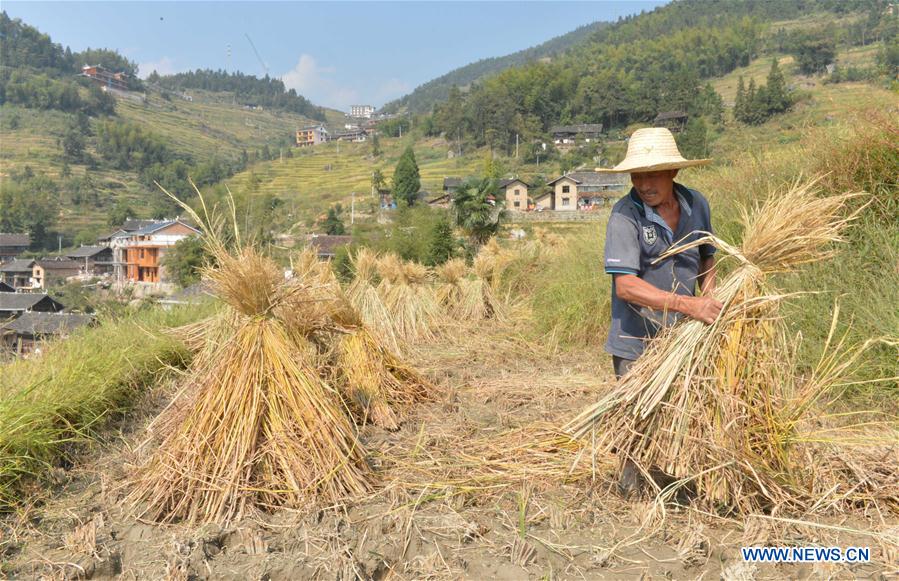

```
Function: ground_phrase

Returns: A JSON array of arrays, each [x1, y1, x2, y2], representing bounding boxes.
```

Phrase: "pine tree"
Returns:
[[392, 146, 421, 206], [370, 132, 381, 157], [734, 76, 746, 123], [765, 58, 790, 115], [323, 204, 346, 235], [745, 79, 759, 124], [425, 216, 457, 266]]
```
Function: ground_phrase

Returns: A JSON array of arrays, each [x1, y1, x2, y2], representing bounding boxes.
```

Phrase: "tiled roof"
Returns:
[[547, 171, 628, 187], [499, 178, 530, 188], [1, 312, 93, 336], [130, 220, 200, 236], [305, 235, 353, 257], [550, 124, 604, 134], [0, 233, 31, 247], [36, 258, 80, 270], [443, 177, 462, 189], [66, 246, 111, 258], [654, 111, 688, 121], [0, 259, 35, 273], [0, 293, 63, 312], [0, 281, 13, 292]]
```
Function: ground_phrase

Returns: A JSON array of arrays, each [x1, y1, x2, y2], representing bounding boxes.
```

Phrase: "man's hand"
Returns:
[[682, 295, 723, 324]]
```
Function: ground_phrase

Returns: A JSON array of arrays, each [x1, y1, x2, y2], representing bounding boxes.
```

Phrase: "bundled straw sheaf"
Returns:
[[436, 258, 509, 322], [131, 182, 435, 523], [377, 253, 443, 343], [565, 178, 896, 514]]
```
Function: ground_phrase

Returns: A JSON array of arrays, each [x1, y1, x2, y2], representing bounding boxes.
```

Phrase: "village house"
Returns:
[[653, 111, 689, 132], [0, 233, 31, 263], [65, 246, 114, 277], [117, 220, 200, 284], [443, 177, 463, 196], [541, 170, 629, 211], [1, 312, 94, 357], [0, 259, 36, 289], [334, 127, 368, 142], [32, 258, 81, 289], [80, 65, 130, 92], [99, 219, 165, 283], [0, 281, 14, 293], [296, 125, 330, 147], [0, 292, 65, 321], [550, 124, 604, 150], [499, 178, 530, 211], [304, 234, 353, 260]]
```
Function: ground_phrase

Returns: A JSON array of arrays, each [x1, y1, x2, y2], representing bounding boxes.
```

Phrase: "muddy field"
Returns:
[[2, 330, 896, 580]]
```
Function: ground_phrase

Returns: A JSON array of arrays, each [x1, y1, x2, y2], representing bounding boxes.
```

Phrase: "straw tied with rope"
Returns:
[[597, 127, 722, 495]]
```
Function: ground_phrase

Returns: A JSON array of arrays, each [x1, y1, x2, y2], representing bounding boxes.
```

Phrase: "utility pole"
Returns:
[[515, 133, 519, 159], [351, 191, 355, 225]]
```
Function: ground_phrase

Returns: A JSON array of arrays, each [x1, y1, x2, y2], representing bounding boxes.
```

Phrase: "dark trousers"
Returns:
[[612, 355, 635, 379]]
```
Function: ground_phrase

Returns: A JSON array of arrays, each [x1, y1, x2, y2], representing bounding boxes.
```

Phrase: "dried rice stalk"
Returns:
[[347, 248, 401, 353], [565, 178, 886, 514], [132, 182, 371, 524], [335, 327, 433, 430], [377, 254, 443, 343]]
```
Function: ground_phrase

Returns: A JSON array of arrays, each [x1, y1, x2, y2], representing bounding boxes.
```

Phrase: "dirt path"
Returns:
[[2, 330, 896, 579]]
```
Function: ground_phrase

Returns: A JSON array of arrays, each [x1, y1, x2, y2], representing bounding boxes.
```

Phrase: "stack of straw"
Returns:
[[565, 179, 892, 514], [346, 247, 401, 353], [131, 185, 432, 523], [376, 253, 443, 344], [435, 257, 509, 322]]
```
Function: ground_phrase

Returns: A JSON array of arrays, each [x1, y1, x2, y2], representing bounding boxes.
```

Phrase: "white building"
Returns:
[[350, 105, 375, 119]]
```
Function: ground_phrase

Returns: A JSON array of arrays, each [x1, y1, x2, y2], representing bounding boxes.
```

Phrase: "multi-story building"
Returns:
[[117, 220, 200, 284], [32, 259, 80, 289], [499, 179, 530, 211], [537, 171, 628, 211], [350, 105, 375, 119], [296, 125, 330, 147], [80, 65, 130, 92], [66, 246, 114, 276]]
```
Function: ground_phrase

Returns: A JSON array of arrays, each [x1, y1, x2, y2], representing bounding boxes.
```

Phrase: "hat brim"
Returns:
[[595, 158, 712, 173]]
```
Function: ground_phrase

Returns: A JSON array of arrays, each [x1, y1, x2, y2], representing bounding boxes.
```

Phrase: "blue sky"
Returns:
[[4, 1, 666, 111]]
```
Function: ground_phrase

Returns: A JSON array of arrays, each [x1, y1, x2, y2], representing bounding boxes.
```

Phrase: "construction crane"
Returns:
[[244, 33, 269, 77]]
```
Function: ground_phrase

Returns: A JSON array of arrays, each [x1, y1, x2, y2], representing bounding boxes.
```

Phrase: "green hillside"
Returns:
[[380, 20, 611, 115]]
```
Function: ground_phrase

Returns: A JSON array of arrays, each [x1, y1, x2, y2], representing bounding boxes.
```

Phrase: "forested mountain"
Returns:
[[380, 20, 612, 115], [417, 0, 896, 154], [148, 69, 325, 121]]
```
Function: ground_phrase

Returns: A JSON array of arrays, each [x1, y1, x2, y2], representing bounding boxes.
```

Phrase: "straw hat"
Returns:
[[596, 127, 711, 173]]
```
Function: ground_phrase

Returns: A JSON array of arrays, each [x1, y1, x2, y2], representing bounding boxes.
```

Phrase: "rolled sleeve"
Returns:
[[604, 212, 641, 275]]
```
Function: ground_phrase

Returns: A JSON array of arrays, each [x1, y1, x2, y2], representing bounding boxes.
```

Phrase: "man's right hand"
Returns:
[[684, 296, 723, 324]]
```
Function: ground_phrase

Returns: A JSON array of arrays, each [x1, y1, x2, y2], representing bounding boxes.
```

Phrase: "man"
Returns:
[[597, 127, 723, 495]]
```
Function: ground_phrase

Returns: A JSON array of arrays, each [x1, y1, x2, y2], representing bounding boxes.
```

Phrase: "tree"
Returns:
[[371, 169, 386, 194], [734, 76, 746, 122], [677, 118, 709, 159], [370, 132, 381, 157], [162, 236, 209, 288], [452, 178, 503, 246], [763, 58, 791, 114], [791, 31, 836, 75], [323, 204, 346, 235], [392, 146, 421, 206], [108, 200, 133, 227], [425, 215, 457, 266], [61, 123, 85, 162]]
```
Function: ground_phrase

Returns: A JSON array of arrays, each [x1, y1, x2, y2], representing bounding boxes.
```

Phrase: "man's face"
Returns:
[[630, 169, 678, 207]]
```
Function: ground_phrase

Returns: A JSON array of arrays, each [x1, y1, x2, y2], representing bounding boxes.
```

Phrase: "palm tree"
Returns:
[[452, 177, 504, 246]]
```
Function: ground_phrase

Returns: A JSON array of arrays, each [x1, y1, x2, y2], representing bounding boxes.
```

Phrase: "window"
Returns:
[[562, 185, 570, 193], [514, 189, 520, 196], [562, 197, 570, 207], [514, 201, 520, 208], [139, 249, 145, 259]]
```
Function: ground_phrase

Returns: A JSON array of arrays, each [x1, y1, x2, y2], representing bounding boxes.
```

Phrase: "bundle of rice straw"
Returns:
[[346, 247, 401, 353], [565, 178, 888, 514], [376, 253, 442, 343], [335, 325, 433, 430], [131, 187, 370, 524], [475, 238, 515, 290], [458, 255, 508, 322]]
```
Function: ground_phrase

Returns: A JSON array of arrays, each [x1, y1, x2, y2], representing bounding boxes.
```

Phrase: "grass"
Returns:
[[0, 304, 212, 510]]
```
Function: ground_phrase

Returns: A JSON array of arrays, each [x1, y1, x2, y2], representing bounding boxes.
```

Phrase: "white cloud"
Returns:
[[281, 54, 361, 111], [137, 56, 179, 79]]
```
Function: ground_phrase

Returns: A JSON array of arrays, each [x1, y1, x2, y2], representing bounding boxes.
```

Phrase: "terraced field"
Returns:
[[227, 137, 505, 221]]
